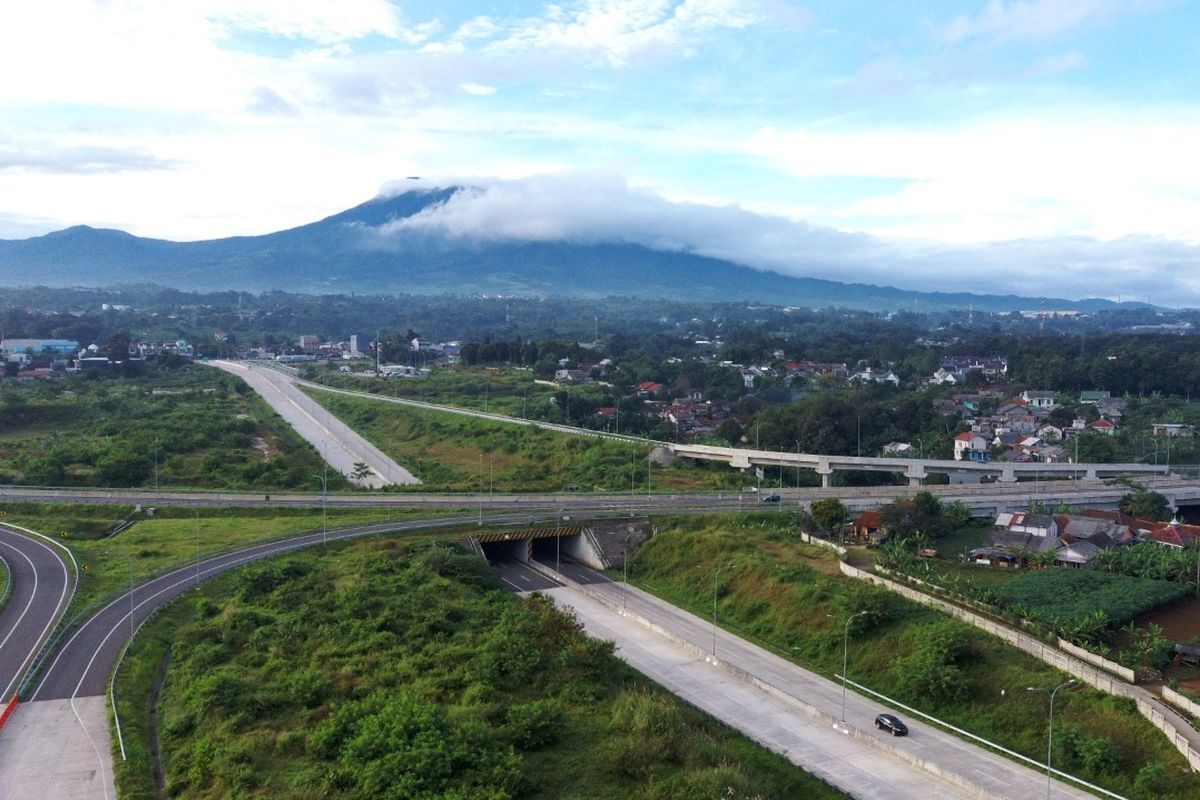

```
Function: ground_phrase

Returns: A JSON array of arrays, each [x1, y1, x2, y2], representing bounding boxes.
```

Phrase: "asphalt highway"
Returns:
[[3, 477, 1192, 516], [0, 525, 73, 701]]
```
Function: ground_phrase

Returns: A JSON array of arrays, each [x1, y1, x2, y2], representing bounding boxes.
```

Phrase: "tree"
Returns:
[[810, 497, 849, 536], [106, 331, 132, 363], [351, 462, 372, 482], [1120, 489, 1171, 521]]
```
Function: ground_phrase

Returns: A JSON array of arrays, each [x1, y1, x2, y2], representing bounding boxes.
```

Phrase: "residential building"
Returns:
[[1152, 423, 1195, 438], [1020, 390, 1056, 408], [953, 432, 990, 462]]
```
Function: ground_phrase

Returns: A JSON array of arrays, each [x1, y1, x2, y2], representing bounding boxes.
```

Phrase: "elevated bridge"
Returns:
[[669, 443, 1170, 487]]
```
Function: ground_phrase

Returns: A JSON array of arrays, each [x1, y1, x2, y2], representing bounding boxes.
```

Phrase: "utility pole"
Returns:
[[1028, 680, 1075, 800], [194, 507, 200, 586], [711, 561, 737, 658], [312, 472, 328, 546]]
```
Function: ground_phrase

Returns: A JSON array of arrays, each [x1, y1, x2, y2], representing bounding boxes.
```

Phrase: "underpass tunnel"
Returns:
[[530, 532, 585, 566], [479, 537, 531, 563]]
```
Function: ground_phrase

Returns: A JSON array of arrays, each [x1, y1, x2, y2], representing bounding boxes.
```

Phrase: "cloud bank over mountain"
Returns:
[[377, 173, 1200, 307]]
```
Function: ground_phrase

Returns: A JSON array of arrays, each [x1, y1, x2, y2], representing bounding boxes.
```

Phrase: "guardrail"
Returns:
[[0, 555, 10, 616], [0, 693, 18, 735]]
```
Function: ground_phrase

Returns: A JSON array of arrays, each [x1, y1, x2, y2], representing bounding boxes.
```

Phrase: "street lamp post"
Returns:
[[153, 439, 159, 494], [193, 507, 201, 586], [711, 561, 737, 658], [1028, 679, 1075, 800], [312, 472, 327, 546], [837, 611, 868, 724], [622, 532, 635, 610]]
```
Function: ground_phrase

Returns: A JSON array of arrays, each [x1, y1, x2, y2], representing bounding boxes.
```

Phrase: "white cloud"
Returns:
[[939, 0, 1124, 44], [746, 112, 1200, 243], [468, 0, 762, 66], [374, 171, 1200, 306], [460, 82, 498, 96]]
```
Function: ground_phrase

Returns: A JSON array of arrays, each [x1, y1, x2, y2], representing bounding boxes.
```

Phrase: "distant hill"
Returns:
[[0, 187, 1139, 312]]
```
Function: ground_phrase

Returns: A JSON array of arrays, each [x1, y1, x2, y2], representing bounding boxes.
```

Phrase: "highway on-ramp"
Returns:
[[0, 524, 74, 701], [29, 515, 474, 702]]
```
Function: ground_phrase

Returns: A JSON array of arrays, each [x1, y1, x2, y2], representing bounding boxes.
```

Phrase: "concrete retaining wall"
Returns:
[[1163, 687, 1200, 723], [1057, 639, 1136, 683], [836, 556, 1200, 772]]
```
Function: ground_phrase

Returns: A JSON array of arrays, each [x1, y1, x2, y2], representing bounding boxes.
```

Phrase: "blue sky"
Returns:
[[2, 1, 1199, 304]]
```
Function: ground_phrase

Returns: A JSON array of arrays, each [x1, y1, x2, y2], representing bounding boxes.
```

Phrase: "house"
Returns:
[[1095, 396, 1127, 421], [554, 368, 588, 383], [851, 510, 884, 544], [931, 368, 968, 385], [1036, 423, 1064, 441], [953, 432, 990, 462], [1021, 390, 1056, 408], [1141, 519, 1200, 549], [970, 511, 1102, 567], [1088, 419, 1117, 436], [1152, 423, 1195, 438], [1079, 390, 1110, 404], [636, 381, 664, 397], [940, 355, 1008, 377], [852, 367, 900, 386], [882, 442, 914, 456]]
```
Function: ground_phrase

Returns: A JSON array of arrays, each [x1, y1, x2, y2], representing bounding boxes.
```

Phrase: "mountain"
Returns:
[[0, 188, 1139, 312]]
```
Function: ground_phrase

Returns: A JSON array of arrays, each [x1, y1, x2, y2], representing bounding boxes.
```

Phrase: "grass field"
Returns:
[[308, 364, 561, 418], [0, 366, 344, 491], [302, 387, 744, 492], [113, 535, 849, 800], [627, 515, 1199, 799]]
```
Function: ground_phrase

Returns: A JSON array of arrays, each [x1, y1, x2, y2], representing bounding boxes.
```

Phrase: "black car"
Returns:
[[760, 493, 781, 503], [875, 713, 908, 736]]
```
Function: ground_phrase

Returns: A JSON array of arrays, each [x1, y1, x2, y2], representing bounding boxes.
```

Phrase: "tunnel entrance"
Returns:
[[474, 526, 585, 565]]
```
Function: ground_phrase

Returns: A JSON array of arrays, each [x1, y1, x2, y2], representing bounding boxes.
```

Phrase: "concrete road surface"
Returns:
[[540, 560, 1098, 800], [209, 360, 418, 487], [0, 697, 113, 800]]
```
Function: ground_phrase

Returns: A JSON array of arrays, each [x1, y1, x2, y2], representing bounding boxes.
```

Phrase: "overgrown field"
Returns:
[[0, 366, 344, 490], [114, 537, 847, 800], [628, 516, 1199, 799], [992, 570, 1190, 631], [304, 388, 743, 492]]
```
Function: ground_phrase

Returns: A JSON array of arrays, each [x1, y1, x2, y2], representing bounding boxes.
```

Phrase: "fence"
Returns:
[[1057, 639, 1136, 683], [1162, 687, 1200, 724]]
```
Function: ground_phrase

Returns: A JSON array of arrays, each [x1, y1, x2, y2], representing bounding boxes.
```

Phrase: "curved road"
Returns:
[[0, 525, 74, 701], [30, 515, 477, 701]]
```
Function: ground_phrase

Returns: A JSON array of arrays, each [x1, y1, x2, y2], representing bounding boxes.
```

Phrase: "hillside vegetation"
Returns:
[[115, 537, 846, 800], [628, 515, 1199, 799]]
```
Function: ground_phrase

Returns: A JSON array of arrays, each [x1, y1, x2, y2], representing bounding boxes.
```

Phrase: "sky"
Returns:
[[3, 0, 1200, 305]]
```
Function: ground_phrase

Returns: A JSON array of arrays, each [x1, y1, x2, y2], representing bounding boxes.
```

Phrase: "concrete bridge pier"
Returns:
[[998, 467, 1017, 483], [730, 452, 751, 470], [816, 457, 833, 488], [905, 465, 928, 487]]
